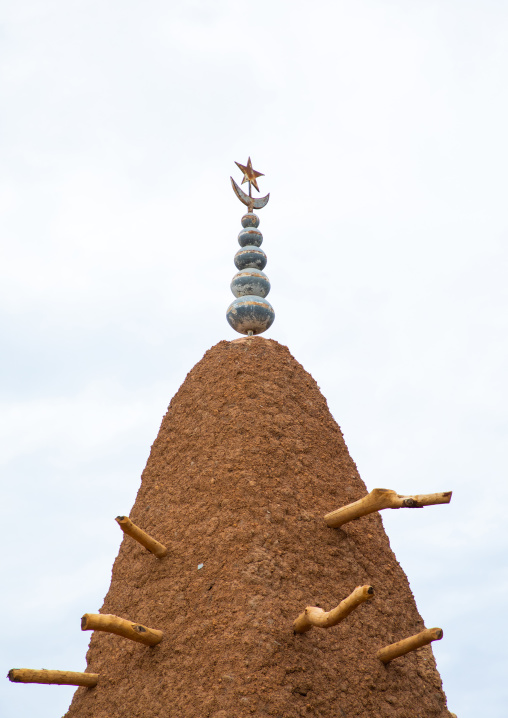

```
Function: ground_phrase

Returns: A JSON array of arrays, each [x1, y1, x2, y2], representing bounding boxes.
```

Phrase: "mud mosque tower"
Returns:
[[9, 160, 455, 718]]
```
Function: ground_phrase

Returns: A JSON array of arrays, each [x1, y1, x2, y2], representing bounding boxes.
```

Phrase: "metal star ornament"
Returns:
[[234, 157, 264, 193]]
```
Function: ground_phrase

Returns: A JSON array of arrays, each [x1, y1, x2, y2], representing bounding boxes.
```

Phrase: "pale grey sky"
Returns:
[[1, 1, 507, 716]]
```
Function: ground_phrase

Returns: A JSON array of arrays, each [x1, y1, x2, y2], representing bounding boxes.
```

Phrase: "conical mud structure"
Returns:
[[10, 161, 455, 717], [64, 337, 453, 718]]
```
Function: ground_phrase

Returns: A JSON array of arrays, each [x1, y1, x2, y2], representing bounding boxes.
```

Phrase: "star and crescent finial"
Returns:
[[226, 158, 275, 337], [230, 157, 270, 214]]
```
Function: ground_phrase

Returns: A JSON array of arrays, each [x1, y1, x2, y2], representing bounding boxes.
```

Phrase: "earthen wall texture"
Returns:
[[65, 338, 451, 718]]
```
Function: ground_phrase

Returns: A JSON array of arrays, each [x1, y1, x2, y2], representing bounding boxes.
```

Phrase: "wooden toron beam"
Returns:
[[8, 668, 98, 687], [293, 585, 374, 634], [324, 488, 452, 528], [115, 516, 167, 558], [81, 613, 163, 646], [377, 627, 443, 664]]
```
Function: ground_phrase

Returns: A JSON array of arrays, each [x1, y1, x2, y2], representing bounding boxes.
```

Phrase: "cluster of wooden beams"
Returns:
[[8, 487, 452, 688], [8, 516, 165, 687], [292, 585, 443, 663]]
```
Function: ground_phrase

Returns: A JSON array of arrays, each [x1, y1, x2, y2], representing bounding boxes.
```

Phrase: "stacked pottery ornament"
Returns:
[[227, 158, 275, 336]]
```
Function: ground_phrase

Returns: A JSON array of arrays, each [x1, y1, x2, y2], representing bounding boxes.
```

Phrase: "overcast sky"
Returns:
[[1, 1, 507, 716]]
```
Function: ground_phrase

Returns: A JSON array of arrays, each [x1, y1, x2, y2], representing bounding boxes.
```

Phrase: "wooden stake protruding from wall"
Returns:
[[115, 516, 168, 558], [293, 585, 374, 634], [8, 668, 98, 687], [81, 613, 163, 646], [377, 627, 443, 664], [324, 488, 452, 528]]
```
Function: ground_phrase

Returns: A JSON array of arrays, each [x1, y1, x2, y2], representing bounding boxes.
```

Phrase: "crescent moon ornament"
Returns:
[[230, 177, 270, 212]]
